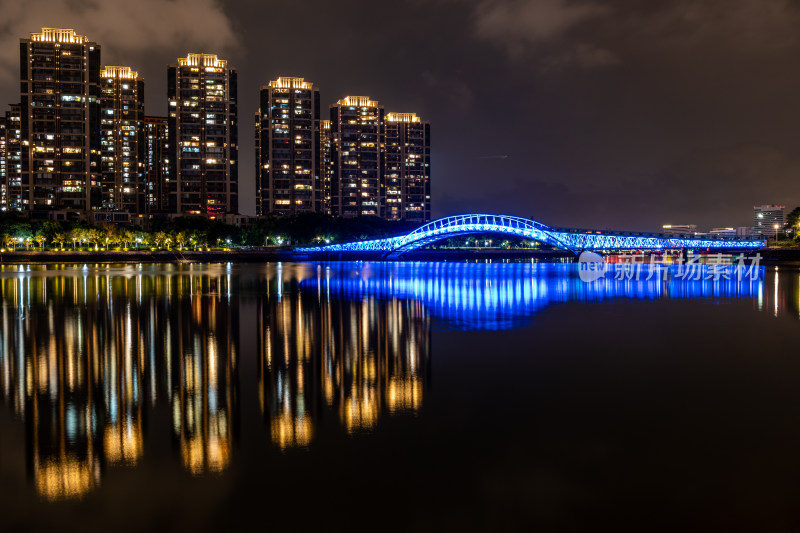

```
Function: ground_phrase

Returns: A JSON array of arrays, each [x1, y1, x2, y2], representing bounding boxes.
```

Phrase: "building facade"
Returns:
[[167, 53, 238, 217], [329, 96, 384, 218], [2, 105, 23, 212], [255, 77, 320, 216], [4, 105, 23, 212], [320, 119, 332, 215], [20, 28, 101, 220], [144, 116, 169, 215], [384, 112, 430, 222], [753, 204, 785, 237], [99, 66, 145, 221], [0, 116, 6, 209]]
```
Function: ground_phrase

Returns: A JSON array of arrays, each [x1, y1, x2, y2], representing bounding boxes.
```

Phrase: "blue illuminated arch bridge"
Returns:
[[296, 214, 765, 256]]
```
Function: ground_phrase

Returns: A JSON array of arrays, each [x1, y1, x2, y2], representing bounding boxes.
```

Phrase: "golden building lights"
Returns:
[[0, 266, 242, 496], [177, 53, 227, 69], [257, 267, 430, 446], [99, 65, 145, 221], [20, 27, 101, 218], [35, 458, 98, 501], [337, 96, 380, 108], [384, 112, 431, 222], [385, 112, 421, 123], [29, 28, 87, 44], [330, 96, 385, 218], [168, 53, 238, 217], [143, 116, 170, 214], [170, 270, 238, 475], [256, 77, 321, 216]]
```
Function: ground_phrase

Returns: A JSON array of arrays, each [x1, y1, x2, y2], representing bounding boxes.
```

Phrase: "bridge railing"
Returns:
[[295, 214, 765, 254]]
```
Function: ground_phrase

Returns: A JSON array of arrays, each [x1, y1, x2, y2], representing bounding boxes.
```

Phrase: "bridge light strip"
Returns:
[[297, 214, 765, 254]]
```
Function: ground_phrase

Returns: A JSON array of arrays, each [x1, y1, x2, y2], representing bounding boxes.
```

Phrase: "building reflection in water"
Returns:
[[0, 264, 240, 499], [0, 261, 794, 500], [258, 263, 430, 449], [169, 272, 239, 475]]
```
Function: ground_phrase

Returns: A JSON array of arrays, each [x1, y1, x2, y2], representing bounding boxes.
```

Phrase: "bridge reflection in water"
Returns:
[[0, 262, 786, 501], [300, 262, 767, 330]]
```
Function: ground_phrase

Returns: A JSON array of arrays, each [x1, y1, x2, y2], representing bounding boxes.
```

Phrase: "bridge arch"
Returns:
[[388, 214, 569, 254], [296, 213, 764, 255]]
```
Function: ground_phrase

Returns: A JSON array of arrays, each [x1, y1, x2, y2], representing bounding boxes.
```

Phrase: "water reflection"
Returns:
[[0, 261, 796, 502], [258, 290, 429, 447], [302, 262, 770, 329], [0, 265, 242, 499], [170, 275, 239, 475]]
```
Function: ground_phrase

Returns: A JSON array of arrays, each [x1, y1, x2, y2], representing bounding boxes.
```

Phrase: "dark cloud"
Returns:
[[474, 0, 610, 53], [0, 0, 798, 229], [0, 0, 239, 82]]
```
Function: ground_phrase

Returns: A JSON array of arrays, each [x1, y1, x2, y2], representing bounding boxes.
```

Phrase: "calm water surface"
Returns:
[[1, 261, 799, 531]]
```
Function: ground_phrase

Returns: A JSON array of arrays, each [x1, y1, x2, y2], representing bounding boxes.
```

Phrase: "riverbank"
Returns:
[[0, 246, 791, 264], [0, 248, 575, 264], [755, 246, 800, 265], [0, 249, 292, 264]]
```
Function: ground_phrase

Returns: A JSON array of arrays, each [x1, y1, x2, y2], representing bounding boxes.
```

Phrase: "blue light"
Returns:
[[298, 262, 763, 331], [296, 214, 765, 255]]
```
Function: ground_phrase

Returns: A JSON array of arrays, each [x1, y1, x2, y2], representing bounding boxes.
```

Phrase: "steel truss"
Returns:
[[297, 214, 765, 254]]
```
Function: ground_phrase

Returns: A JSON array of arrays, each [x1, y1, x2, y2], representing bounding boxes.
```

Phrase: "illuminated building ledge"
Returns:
[[100, 66, 139, 79], [295, 214, 765, 255]]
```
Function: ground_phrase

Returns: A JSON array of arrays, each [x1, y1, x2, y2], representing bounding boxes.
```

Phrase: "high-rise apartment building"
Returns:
[[753, 204, 785, 237], [255, 77, 320, 216], [99, 66, 145, 220], [254, 111, 260, 215], [320, 119, 332, 215], [384, 112, 430, 222], [4, 105, 23, 212], [144, 116, 169, 214], [330, 96, 384, 218], [20, 28, 101, 220], [168, 53, 238, 217], [0, 117, 6, 209]]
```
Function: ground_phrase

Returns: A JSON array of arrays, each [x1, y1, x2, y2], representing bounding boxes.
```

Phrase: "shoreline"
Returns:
[[0, 246, 794, 264], [0, 248, 574, 264], [0, 249, 290, 264]]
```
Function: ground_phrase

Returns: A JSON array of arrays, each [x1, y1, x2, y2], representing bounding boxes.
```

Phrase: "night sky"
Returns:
[[0, 0, 798, 231]]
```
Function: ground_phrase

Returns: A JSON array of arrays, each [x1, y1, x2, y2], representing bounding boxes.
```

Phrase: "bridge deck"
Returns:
[[295, 214, 765, 256]]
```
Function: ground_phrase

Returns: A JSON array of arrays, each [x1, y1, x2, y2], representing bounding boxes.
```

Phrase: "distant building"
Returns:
[[100, 66, 145, 220], [144, 116, 169, 215], [662, 224, 697, 236], [753, 205, 785, 237], [168, 53, 238, 217], [20, 28, 101, 220], [330, 96, 384, 218], [708, 227, 736, 238], [384, 112, 430, 222], [255, 77, 321, 216]]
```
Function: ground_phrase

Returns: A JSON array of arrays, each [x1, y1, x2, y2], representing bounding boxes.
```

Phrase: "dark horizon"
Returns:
[[0, 0, 798, 231]]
